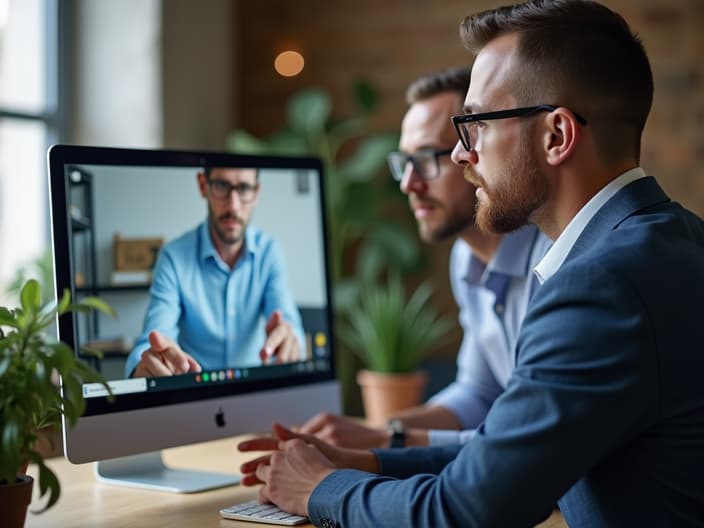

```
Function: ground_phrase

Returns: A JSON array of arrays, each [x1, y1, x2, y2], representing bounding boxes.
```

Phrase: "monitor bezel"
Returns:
[[48, 144, 337, 418]]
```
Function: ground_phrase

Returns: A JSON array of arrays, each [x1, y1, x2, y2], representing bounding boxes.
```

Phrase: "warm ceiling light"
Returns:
[[274, 51, 305, 77]]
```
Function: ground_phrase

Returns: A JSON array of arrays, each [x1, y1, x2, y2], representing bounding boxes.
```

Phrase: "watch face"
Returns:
[[388, 419, 404, 434], [388, 419, 406, 448]]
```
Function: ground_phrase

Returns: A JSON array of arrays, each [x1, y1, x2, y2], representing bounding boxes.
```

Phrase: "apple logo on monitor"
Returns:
[[215, 408, 226, 428]]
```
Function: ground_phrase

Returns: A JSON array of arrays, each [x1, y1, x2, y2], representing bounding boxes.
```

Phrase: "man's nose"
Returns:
[[226, 189, 243, 209], [400, 163, 427, 195], [451, 140, 472, 165]]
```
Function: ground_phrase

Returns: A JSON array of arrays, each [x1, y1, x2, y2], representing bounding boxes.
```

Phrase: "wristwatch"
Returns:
[[387, 419, 406, 448]]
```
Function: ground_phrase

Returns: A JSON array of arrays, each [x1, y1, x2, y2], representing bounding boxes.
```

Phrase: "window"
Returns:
[[0, 0, 65, 303]]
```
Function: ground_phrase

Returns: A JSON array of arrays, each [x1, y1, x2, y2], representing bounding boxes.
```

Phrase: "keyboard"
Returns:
[[220, 499, 309, 525]]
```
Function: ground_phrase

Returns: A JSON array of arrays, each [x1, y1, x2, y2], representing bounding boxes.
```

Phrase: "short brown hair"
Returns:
[[460, 0, 653, 163], [405, 67, 471, 107]]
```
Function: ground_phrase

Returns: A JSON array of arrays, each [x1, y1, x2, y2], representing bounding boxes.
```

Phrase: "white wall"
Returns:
[[72, 0, 235, 150], [73, 0, 163, 148]]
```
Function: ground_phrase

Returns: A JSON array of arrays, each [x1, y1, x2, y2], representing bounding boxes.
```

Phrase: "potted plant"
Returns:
[[339, 274, 452, 425], [0, 279, 114, 527]]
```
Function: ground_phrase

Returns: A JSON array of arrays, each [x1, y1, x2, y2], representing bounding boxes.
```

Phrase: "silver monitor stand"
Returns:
[[95, 451, 239, 493]]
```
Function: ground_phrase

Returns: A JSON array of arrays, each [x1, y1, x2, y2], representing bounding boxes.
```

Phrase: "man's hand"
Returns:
[[238, 423, 335, 516], [238, 423, 379, 515], [260, 310, 300, 364], [133, 330, 201, 378], [298, 412, 389, 449]]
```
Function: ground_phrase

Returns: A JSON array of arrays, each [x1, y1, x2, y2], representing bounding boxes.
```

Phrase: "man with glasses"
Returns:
[[238, 1, 704, 526], [125, 166, 304, 378], [299, 67, 551, 449]]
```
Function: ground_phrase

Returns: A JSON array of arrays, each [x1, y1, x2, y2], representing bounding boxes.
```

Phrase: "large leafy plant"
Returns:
[[339, 274, 453, 374], [0, 279, 114, 511]]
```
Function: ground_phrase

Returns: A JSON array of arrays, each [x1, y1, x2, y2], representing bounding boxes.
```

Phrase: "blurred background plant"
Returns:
[[228, 80, 428, 413], [5, 249, 54, 306]]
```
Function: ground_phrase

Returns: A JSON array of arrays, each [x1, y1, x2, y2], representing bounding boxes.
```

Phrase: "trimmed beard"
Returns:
[[475, 137, 548, 234], [419, 201, 476, 243], [209, 208, 246, 246]]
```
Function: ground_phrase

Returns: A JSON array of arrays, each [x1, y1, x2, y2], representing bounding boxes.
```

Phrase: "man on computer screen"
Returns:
[[125, 166, 304, 378], [299, 67, 551, 448]]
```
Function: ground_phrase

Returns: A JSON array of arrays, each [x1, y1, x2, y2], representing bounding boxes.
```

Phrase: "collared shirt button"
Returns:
[[495, 303, 505, 314], [228, 308, 235, 317]]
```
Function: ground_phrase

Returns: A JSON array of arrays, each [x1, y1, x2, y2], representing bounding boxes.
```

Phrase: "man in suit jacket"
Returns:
[[238, 1, 704, 526]]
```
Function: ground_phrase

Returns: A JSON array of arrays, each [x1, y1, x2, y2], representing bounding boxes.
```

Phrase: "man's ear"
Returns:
[[197, 171, 208, 198], [544, 108, 581, 166]]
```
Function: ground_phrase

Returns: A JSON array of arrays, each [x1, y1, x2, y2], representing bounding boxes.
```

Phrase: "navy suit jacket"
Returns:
[[309, 177, 704, 527]]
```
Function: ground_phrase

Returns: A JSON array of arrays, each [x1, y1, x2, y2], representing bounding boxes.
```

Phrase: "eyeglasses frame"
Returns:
[[387, 147, 455, 182], [206, 178, 260, 203], [451, 105, 588, 152]]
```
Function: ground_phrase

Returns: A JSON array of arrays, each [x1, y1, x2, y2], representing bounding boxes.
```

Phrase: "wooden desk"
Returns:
[[26, 437, 566, 527]]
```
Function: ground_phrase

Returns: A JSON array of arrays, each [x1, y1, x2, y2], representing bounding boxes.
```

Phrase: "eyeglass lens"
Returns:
[[209, 180, 257, 202], [388, 150, 450, 182]]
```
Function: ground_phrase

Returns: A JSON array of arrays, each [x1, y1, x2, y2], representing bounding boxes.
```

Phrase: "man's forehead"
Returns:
[[209, 167, 257, 181], [400, 92, 460, 149], [465, 34, 519, 112]]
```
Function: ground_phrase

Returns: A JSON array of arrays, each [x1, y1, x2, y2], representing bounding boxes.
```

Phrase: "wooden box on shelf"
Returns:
[[113, 234, 163, 271]]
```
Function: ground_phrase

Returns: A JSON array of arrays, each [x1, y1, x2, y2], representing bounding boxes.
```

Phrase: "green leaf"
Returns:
[[0, 307, 18, 328], [366, 224, 421, 272], [0, 357, 11, 377], [61, 374, 85, 426], [332, 279, 361, 314], [287, 88, 331, 136], [1, 420, 21, 480], [357, 244, 385, 285], [73, 296, 116, 318], [267, 129, 310, 155], [50, 342, 75, 375], [327, 117, 367, 153], [337, 182, 381, 230], [226, 129, 271, 155], [337, 133, 399, 182], [56, 289, 71, 315], [32, 456, 61, 512], [351, 78, 379, 113], [20, 279, 41, 314]]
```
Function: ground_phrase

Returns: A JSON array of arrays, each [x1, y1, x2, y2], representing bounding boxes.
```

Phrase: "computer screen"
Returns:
[[48, 145, 340, 491]]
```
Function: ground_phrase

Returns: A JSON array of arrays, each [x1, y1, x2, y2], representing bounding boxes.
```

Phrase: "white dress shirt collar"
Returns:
[[534, 167, 647, 284]]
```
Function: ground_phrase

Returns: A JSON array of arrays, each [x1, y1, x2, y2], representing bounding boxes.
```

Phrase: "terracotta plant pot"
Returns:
[[356, 369, 427, 426], [0, 474, 33, 528]]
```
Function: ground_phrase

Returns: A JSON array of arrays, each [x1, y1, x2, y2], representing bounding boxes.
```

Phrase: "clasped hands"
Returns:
[[237, 423, 379, 516], [133, 309, 300, 377]]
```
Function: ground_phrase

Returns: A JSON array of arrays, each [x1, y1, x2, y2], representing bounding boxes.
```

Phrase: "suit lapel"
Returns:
[[565, 176, 670, 263]]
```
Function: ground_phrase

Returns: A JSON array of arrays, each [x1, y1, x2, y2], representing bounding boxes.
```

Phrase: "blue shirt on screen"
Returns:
[[125, 222, 304, 377]]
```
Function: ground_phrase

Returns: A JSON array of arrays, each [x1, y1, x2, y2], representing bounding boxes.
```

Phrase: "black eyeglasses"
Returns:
[[387, 148, 454, 182], [207, 179, 259, 202], [451, 104, 588, 151]]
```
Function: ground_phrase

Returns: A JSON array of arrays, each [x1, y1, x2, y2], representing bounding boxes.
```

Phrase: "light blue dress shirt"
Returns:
[[125, 222, 304, 377], [427, 224, 552, 445]]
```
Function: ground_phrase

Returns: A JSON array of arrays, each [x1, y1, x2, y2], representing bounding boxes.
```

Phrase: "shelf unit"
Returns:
[[67, 167, 149, 369]]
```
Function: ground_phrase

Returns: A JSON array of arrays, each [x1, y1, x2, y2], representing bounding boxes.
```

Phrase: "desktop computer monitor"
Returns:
[[48, 145, 341, 491]]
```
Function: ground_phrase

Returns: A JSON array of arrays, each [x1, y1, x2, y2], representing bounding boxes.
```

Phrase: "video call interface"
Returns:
[[64, 162, 332, 400]]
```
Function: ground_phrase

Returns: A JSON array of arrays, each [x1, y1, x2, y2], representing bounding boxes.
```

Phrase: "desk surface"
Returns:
[[26, 437, 566, 528]]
